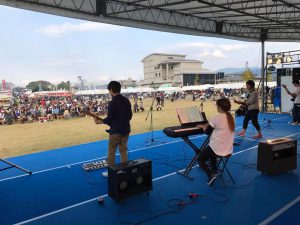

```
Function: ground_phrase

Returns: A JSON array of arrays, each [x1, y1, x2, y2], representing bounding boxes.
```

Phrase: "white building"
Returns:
[[141, 53, 223, 87]]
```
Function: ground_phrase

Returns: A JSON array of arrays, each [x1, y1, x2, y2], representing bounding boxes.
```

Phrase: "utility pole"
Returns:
[[77, 76, 85, 87]]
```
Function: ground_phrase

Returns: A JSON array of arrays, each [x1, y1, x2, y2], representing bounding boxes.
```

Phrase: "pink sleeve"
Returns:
[[209, 115, 219, 128]]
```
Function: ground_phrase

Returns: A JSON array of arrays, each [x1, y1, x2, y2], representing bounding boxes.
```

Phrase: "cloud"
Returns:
[[45, 59, 87, 66], [220, 44, 251, 51], [194, 51, 211, 58], [266, 42, 300, 53], [155, 42, 251, 60], [212, 50, 227, 58], [99, 76, 109, 81], [175, 42, 216, 49], [157, 42, 215, 53], [36, 22, 123, 37], [117, 76, 127, 80]]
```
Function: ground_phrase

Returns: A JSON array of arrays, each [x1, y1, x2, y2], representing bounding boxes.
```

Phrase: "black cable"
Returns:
[[216, 174, 264, 190], [106, 197, 188, 225], [202, 192, 229, 204], [230, 161, 257, 170], [102, 191, 221, 225]]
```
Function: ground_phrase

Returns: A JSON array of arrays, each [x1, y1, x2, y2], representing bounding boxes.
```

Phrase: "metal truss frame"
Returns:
[[262, 50, 300, 112], [1, 0, 300, 42]]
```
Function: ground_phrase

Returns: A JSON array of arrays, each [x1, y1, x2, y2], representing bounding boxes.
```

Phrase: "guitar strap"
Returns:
[[246, 89, 254, 100], [245, 89, 255, 111]]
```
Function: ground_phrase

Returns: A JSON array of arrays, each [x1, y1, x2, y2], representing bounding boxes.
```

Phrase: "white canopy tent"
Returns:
[[74, 87, 156, 96], [156, 86, 182, 93], [182, 85, 212, 91], [121, 87, 156, 94], [182, 81, 277, 91]]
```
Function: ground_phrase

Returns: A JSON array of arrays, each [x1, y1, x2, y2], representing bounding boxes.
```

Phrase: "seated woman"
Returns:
[[197, 98, 235, 186]]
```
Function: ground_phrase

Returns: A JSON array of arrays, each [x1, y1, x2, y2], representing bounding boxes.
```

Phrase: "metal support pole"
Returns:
[[261, 40, 265, 112]]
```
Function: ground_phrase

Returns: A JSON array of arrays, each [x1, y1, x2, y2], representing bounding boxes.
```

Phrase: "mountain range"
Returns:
[[217, 67, 261, 75]]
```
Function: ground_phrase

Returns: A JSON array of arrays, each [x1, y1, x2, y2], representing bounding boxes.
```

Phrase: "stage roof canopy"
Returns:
[[1, 0, 300, 42]]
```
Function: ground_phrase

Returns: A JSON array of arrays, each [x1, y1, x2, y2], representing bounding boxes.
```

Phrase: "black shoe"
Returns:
[[207, 175, 217, 186]]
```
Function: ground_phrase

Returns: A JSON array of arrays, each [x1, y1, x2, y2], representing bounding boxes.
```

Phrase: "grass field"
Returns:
[[0, 98, 239, 158]]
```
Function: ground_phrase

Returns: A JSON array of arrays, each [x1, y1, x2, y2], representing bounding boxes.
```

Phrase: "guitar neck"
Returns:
[[87, 111, 103, 120]]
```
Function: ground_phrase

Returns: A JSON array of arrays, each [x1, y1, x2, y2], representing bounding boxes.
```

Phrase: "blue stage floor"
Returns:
[[0, 113, 299, 225]]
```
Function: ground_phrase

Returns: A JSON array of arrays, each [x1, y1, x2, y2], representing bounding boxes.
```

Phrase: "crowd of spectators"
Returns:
[[0, 95, 110, 125], [0, 86, 277, 125]]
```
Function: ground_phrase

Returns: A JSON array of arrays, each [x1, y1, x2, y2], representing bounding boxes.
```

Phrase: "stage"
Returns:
[[0, 113, 299, 225]]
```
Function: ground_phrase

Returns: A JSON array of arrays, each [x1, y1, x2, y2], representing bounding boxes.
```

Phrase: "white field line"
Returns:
[[14, 128, 300, 225], [0, 115, 289, 182], [258, 196, 300, 225]]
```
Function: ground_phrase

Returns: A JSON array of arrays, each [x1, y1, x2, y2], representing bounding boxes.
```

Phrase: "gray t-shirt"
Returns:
[[245, 90, 259, 110]]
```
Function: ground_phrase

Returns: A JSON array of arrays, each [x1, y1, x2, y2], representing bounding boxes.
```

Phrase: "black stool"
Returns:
[[215, 154, 235, 186]]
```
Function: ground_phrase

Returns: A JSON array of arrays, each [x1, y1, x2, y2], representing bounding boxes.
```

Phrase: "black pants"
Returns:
[[198, 145, 217, 177], [243, 109, 261, 131], [292, 104, 300, 123]]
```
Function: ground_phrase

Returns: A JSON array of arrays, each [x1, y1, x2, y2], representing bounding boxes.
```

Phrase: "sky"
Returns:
[[1, 5, 300, 87]]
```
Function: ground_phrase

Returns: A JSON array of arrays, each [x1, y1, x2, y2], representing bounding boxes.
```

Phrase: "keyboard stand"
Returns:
[[177, 135, 210, 180]]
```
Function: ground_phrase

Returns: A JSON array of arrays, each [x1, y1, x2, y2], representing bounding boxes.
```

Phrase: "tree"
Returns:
[[26, 80, 52, 92], [242, 69, 255, 81], [194, 74, 200, 85], [57, 81, 71, 90], [12, 87, 24, 96]]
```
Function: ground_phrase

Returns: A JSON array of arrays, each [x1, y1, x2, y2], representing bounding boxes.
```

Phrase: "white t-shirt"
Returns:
[[294, 87, 300, 104], [209, 113, 234, 156]]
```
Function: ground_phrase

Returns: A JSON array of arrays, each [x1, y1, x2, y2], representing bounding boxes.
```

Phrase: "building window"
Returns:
[[182, 74, 216, 86]]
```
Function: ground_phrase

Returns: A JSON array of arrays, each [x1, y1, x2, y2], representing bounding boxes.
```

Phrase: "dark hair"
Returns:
[[292, 80, 299, 84], [246, 80, 255, 89], [216, 98, 235, 132], [107, 81, 121, 93]]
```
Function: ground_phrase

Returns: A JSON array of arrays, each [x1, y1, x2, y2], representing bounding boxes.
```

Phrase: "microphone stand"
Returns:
[[198, 99, 204, 112], [145, 95, 164, 146]]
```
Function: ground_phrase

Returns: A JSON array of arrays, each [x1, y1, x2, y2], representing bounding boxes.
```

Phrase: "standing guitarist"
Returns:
[[282, 80, 300, 125], [93, 81, 132, 177], [234, 80, 262, 139]]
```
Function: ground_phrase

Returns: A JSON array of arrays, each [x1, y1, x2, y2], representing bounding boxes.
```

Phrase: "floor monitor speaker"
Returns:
[[108, 159, 152, 201]]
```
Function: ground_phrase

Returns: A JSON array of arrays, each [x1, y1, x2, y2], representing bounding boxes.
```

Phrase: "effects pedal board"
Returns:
[[82, 160, 107, 171]]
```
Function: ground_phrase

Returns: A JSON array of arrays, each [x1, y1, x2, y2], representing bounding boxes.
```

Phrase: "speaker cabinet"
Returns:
[[108, 159, 152, 201], [293, 67, 300, 81], [257, 138, 297, 174]]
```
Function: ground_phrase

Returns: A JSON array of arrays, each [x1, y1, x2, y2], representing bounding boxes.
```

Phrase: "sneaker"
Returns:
[[289, 122, 299, 125], [237, 131, 245, 137], [252, 133, 263, 139], [102, 171, 108, 178], [207, 175, 217, 186]]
